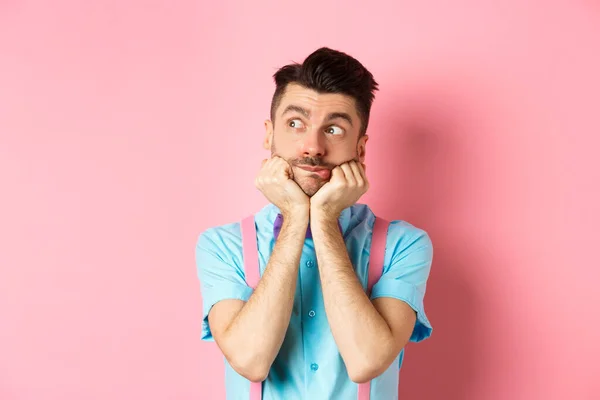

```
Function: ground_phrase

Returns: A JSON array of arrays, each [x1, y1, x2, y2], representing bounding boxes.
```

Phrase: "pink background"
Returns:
[[1, 1, 599, 399]]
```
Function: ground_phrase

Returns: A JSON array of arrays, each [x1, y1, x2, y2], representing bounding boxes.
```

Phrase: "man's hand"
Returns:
[[311, 161, 369, 220], [255, 156, 309, 219]]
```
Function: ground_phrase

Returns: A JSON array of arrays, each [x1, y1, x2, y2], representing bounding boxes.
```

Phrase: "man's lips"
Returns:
[[297, 165, 331, 179]]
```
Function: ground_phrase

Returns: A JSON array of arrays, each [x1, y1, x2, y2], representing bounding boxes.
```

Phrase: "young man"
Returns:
[[196, 47, 433, 400]]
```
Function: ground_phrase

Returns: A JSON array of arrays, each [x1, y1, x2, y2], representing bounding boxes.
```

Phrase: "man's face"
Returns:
[[264, 83, 368, 197]]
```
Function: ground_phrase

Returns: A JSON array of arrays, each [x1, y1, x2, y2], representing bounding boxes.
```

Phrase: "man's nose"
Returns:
[[300, 129, 325, 158]]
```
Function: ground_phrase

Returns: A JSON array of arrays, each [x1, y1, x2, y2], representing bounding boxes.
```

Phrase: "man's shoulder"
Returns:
[[195, 220, 242, 258], [351, 203, 431, 247], [195, 204, 275, 255], [351, 203, 430, 240], [384, 219, 433, 263], [387, 219, 429, 241]]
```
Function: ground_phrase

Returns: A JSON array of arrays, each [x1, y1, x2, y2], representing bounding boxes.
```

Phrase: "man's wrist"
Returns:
[[310, 207, 340, 226], [281, 208, 310, 228]]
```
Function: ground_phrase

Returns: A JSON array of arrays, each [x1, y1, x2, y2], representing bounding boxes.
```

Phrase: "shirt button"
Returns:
[[306, 260, 314, 268], [308, 310, 316, 318], [310, 363, 319, 371]]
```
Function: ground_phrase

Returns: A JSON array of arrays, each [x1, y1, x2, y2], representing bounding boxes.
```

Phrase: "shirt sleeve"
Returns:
[[369, 221, 434, 342], [195, 225, 253, 341]]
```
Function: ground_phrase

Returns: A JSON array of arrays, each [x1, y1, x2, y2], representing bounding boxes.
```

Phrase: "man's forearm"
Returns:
[[311, 213, 395, 382], [221, 216, 307, 380]]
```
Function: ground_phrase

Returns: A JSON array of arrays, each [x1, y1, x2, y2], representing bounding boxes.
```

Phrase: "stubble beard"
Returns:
[[270, 139, 360, 197]]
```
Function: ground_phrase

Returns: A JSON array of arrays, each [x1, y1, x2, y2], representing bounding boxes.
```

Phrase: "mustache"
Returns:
[[291, 157, 335, 169], [291, 156, 359, 169]]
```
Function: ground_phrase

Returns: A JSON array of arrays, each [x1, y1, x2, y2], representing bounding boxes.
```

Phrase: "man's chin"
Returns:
[[300, 183, 325, 197], [304, 188, 320, 197], [297, 179, 325, 197]]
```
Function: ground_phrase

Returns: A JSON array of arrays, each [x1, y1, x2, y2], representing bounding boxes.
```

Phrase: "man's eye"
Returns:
[[326, 126, 344, 135], [289, 119, 305, 129]]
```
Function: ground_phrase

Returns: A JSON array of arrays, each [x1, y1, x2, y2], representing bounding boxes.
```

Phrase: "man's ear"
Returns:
[[263, 120, 274, 150], [357, 134, 368, 163]]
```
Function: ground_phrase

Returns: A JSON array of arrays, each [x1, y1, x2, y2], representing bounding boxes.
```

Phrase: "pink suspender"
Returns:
[[241, 216, 262, 400], [357, 216, 389, 400], [367, 217, 389, 297], [240, 215, 390, 400], [241, 216, 261, 289]]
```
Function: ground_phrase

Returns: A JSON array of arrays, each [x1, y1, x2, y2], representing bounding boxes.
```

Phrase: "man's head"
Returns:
[[263, 47, 378, 196]]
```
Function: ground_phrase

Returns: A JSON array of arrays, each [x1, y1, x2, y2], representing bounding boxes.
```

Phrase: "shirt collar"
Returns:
[[260, 203, 352, 240], [272, 213, 343, 239]]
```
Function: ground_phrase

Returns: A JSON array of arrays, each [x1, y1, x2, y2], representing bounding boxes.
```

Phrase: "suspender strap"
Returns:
[[242, 216, 260, 289], [241, 216, 262, 400], [367, 217, 389, 296], [358, 216, 390, 400]]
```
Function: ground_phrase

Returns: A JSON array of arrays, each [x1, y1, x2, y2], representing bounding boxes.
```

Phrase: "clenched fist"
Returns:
[[255, 156, 309, 219], [310, 161, 369, 220]]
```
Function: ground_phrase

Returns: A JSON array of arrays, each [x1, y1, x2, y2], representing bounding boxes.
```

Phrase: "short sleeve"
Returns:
[[370, 222, 433, 342], [195, 225, 253, 341]]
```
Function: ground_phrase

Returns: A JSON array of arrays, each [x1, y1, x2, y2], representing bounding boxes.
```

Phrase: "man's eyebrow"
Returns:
[[327, 112, 353, 127], [281, 105, 311, 118], [282, 106, 354, 127]]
